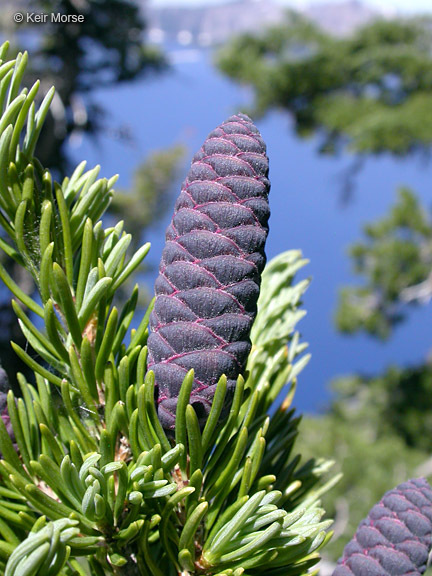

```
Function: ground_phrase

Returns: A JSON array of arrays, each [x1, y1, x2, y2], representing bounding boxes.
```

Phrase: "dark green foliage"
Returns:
[[332, 364, 432, 453], [217, 14, 432, 155], [336, 188, 432, 338]]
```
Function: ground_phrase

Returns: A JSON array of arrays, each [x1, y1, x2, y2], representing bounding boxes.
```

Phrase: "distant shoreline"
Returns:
[[147, 0, 387, 49]]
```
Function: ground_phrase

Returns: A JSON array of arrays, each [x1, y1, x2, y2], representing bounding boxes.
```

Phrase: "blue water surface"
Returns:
[[67, 47, 432, 415]]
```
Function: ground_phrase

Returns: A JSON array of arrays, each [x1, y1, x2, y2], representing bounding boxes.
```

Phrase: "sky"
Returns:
[[151, 0, 432, 14]]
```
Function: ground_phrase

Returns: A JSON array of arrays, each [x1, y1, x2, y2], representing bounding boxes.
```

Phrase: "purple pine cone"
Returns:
[[148, 113, 270, 430], [334, 478, 432, 576]]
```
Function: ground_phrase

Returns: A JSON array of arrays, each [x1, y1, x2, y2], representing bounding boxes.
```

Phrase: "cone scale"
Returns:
[[334, 478, 432, 576], [147, 113, 270, 430]]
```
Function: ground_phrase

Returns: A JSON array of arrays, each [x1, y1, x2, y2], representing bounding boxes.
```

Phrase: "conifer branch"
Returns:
[[0, 42, 334, 575]]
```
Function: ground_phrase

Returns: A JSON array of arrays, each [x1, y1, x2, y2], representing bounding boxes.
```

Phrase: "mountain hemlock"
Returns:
[[0, 43, 335, 575]]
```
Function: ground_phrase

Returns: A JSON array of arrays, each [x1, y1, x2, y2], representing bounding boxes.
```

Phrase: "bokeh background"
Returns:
[[2, 0, 432, 569]]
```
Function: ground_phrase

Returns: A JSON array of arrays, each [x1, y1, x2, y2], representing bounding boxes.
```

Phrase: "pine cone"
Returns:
[[148, 113, 270, 430], [334, 478, 432, 575]]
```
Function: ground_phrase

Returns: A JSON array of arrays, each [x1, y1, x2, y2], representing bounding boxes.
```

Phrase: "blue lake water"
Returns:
[[68, 47, 432, 415]]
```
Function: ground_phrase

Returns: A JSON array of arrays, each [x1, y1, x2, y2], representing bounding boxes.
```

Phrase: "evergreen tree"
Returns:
[[217, 14, 432, 156], [336, 188, 432, 339]]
